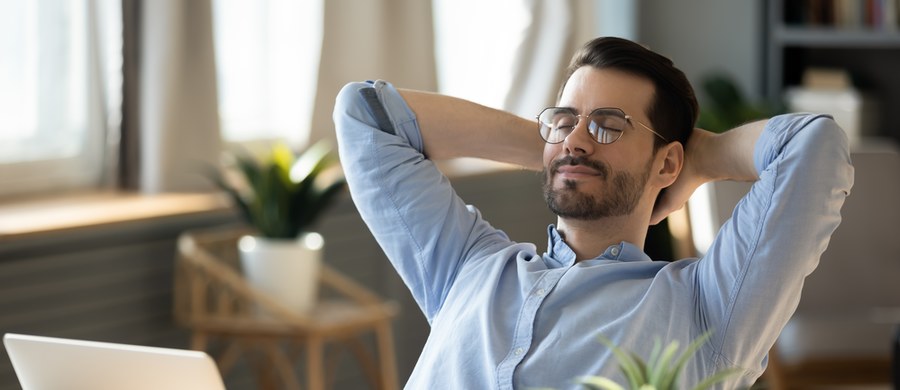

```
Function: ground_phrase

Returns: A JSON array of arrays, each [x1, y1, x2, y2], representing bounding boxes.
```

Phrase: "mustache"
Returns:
[[549, 155, 609, 177]]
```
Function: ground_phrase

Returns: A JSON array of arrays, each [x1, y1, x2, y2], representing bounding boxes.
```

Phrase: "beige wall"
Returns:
[[639, 0, 763, 103]]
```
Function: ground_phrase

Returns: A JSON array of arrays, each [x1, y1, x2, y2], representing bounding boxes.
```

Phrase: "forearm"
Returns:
[[398, 89, 544, 171], [694, 120, 767, 183], [335, 81, 513, 319]]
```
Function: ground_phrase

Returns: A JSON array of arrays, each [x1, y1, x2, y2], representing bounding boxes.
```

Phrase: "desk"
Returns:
[[173, 227, 399, 390]]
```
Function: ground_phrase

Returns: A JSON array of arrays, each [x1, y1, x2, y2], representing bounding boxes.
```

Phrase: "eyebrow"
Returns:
[[553, 106, 579, 114], [554, 106, 625, 114]]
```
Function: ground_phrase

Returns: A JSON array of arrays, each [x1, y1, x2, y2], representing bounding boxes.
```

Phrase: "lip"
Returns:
[[555, 165, 601, 178]]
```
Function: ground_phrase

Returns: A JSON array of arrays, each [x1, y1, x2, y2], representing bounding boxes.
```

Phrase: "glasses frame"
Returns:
[[536, 107, 669, 145]]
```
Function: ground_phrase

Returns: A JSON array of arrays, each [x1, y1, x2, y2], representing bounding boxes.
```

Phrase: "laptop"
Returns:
[[3, 333, 225, 390]]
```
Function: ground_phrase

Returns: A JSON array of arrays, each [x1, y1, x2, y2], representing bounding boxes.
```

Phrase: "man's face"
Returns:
[[542, 66, 658, 220]]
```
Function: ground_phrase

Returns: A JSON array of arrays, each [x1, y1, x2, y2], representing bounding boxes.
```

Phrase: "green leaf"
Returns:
[[576, 376, 626, 390], [597, 336, 644, 389], [235, 154, 263, 192], [659, 332, 711, 389], [270, 143, 295, 185], [629, 351, 649, 385], [689, 368, 742, 390], [588, 331, 740, 390], [299, 181, 345, 234], [647, 337, 662, 372], [290, 141, 333, 184], [649, 340, 680, 386], [208, 141, 345, 239]]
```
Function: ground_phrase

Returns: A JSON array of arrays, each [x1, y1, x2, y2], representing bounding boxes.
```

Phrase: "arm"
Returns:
[[333, 81, 536, 321], [685, 115, 853, 374], [397, 89, 544, 170]]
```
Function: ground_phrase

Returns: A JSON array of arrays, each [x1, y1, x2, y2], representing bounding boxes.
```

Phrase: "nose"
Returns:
[[562, 115, 595, 157]]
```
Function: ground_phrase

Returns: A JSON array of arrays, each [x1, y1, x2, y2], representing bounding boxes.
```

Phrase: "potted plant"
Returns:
[[211, 141, 345, 314], [577, 333, 741, 390]]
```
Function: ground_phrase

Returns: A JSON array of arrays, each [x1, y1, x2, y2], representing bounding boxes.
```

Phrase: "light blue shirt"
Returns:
[[333, 80, 853, 389]]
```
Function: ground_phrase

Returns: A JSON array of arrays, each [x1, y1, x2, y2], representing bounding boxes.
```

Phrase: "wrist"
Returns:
[[693, 121, 765, 183], [686, 128, 722, 183]]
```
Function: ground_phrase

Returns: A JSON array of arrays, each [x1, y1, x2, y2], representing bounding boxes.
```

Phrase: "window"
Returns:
[[0, 0, 121, 197], [211, 0, 324, 148], [432, 0, 530, 109]]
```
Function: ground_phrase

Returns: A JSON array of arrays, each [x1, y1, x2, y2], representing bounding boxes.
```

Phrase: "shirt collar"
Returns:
[[545, 225, 652, 267]]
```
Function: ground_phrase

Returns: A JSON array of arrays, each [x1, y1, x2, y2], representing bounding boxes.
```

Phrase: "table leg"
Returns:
[[307, 336, 325, 390], [376, 322, 398, 390]]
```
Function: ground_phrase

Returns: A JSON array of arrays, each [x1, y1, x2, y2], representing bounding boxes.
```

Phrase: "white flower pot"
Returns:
[[237, 232, 324, 314]]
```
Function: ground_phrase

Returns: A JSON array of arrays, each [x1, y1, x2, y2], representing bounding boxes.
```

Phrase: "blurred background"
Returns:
[[1, 0, 898, 388]]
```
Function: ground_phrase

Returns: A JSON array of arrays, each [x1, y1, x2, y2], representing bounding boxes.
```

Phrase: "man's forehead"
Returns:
[[558, 67, 655, 116]]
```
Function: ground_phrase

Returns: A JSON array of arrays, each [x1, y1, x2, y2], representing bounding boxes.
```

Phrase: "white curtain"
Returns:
[[132, 0, 638, 193], [139, 0, 221, 193], [503, 0, 634, 117], [134, 0, 435, 192], [212, 0, 324, 147], [502, 0, 576, 117], [308, 0, 437, 145]]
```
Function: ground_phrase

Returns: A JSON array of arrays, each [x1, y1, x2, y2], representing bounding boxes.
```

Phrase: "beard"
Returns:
[[542, 155, 651, 220]]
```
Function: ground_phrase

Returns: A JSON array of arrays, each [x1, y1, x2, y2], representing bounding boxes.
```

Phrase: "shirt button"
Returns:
[[514, 347, 524, 356], [610, 247, 620, 256], [536, 288, 546, 296]]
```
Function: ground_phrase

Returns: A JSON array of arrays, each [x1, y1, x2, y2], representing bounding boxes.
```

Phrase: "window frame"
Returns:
[[0, 0, 119, 198]]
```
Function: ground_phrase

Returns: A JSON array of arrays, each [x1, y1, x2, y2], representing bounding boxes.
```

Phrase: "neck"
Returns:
[[556, 213, 649, 262]]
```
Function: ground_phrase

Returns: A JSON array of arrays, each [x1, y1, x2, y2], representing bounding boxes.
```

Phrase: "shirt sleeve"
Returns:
[[694, 114, 854, 374], [332, 80, 512, 322]]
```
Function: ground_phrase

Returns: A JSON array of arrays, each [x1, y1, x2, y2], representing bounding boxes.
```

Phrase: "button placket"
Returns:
[[495, 269, 565, 388]]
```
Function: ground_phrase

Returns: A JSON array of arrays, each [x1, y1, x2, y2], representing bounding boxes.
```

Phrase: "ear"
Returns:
[[651, 142, 683, 189]]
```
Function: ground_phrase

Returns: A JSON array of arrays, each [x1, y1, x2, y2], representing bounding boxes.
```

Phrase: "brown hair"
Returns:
[[559, 37, 698, 149]]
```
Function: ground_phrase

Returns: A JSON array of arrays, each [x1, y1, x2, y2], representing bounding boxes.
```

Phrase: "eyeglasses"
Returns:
[[536, 107, 668, 144]]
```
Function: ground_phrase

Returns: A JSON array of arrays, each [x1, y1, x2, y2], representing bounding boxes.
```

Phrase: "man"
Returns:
[[333, 37, 853, 389]]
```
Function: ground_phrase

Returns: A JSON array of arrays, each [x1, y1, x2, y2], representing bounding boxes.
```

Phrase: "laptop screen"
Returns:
[[3, 333, 225, 390]]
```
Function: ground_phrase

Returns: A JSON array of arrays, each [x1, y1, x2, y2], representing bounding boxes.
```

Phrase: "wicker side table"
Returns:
[[174, 227, 399, 390]]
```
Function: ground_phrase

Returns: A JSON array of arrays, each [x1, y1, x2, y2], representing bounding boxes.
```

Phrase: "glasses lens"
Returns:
[[538, 108, 576, 144], [538, 107, 631, 144], [589, 109, 628, 144]]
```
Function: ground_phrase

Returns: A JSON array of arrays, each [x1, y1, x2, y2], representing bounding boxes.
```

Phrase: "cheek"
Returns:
[[542, 144, 559, 167]]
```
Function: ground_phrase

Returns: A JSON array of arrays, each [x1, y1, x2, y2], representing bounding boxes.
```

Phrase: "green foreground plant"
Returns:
[[576, 332, 741, 390], [211, 141, 345, 239]]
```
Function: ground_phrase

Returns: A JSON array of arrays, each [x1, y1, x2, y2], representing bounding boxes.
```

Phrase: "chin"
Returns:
[[557, 177, 606, 193]]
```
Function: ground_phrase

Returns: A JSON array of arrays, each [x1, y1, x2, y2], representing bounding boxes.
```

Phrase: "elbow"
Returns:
[[332, 81, 376, 147], [802, 115, 855, 195], [332, 81, 373, 127], [810, 115, 849, 147]]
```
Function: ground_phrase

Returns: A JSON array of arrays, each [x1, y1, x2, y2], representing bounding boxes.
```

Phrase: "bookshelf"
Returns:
[[765, 0, 900, 142]]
